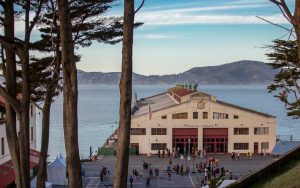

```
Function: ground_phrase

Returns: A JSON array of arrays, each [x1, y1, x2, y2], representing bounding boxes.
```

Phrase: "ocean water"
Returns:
[[36, 85, 299, 161]]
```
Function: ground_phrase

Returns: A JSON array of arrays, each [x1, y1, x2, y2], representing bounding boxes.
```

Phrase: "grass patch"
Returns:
[[251, 156, 300, 188]]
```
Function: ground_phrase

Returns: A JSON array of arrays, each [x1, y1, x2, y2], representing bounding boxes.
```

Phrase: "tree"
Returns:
[[0, 1, 43, 187], [270, 0, 300, 66], [267, 39, 300, 118], [268, 0, 300, 118], [34, 0, 124, 186], [58, 0, 82, 187], [114, 0, 144, 187]]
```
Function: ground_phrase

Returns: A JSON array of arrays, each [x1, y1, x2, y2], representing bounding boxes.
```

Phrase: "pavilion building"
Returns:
[[130, 85, 276, 155]]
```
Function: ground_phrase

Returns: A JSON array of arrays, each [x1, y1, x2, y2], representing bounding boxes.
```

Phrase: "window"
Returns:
[[213, 112, 229, 119], [1, 137, 4, 155], [254, 127, 269, 135], [151, 128, 167, 135], [233, 128, 249, 135], [261, 142, 269, 150], [151, 143, 167, 150], [31, 127, 34, 141], [172, 112, 188, 119], [161, 115, 167, 119], [130, 128, 146, 135], [234, 143, 249, 150], [203, 112, 208, 119], [234, 115, 239, 119], [193, 112, 198, 119]]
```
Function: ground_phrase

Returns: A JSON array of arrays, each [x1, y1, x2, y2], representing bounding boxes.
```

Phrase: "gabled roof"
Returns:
[[132, 87, 275, 119], [168, 87, 197, 97], [133, 92, 177, 117]]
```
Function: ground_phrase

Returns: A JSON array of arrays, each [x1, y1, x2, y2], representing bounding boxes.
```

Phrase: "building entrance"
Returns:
[[172, 128, 198, 155], [203, 128, 228, 154]]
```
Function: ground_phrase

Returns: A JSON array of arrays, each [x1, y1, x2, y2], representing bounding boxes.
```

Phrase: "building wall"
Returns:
[[0, 104, 37, 165], [131, 98, 276, 155]]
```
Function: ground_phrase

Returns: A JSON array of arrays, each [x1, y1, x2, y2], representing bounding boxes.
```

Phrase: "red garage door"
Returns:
[[173, 128, 198, 155], [203, 128, 228, 154]]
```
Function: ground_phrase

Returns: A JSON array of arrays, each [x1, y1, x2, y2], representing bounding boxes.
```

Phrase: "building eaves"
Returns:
[[216, 100, 276, 118]]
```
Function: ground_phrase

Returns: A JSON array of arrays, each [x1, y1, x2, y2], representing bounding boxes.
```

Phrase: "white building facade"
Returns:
[[0, 95, 37, 187], [130, 86, 276, 155]]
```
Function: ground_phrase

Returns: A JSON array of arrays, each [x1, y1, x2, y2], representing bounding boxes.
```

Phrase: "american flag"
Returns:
[[148, 104, 152, 120]]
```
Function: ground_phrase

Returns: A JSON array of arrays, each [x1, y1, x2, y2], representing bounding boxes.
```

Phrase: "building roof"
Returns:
[[271, 141, 300, 155], [133, 92, 177, 117], [168, 87, 197, 97], [216, 100, 275, 118], [132, 87, 275, 118], [0, 149, 41, 187]]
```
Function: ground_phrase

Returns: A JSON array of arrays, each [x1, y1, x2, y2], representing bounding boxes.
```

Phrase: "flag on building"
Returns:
[[148, 104, 152, 120]]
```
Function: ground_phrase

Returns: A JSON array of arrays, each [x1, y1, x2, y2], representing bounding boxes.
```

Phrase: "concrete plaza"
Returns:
[[81, 154, 275, 188]]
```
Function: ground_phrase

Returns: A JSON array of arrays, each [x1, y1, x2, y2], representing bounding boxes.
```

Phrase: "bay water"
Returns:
[[36, 85, 299, 161]]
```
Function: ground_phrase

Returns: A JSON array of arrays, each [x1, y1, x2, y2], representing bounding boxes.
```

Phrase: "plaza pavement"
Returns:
[[80, 154, 275, 188]]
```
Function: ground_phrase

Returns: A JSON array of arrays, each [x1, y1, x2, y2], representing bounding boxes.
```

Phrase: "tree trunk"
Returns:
[[3, 1, 22, 187], [296, 0, 300, 66], [114, 0, 134, 187], [18, 1, 33, 186], [36, 4, 61, 186], [58, 1, 82, 187]]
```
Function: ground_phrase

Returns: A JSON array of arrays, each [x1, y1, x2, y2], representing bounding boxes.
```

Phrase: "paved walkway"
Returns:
[[81, 154, 275, 188]]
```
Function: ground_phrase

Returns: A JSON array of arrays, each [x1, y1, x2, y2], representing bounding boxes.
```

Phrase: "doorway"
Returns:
[[203, 128, 228, 154], [130, 143, 139, 154], [172, 128, 198, 155], [254, 142, 258, 154]]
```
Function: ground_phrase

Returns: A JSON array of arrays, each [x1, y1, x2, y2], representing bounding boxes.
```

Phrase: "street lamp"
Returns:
[[187, 139, 191, 170]]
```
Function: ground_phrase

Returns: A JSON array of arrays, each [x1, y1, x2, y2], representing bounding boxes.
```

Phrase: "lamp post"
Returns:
[[188, 139, 191, 170]]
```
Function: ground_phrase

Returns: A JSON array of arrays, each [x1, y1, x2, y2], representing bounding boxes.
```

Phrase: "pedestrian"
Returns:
[[169, 158, 173, 166], [100, 171, 104, 182], [146, 176, 151, 187], [158, 150, 160, 158], [167, 170, 171, 180], [195, 177, 200, 188], [247, 152, 250, 160], [237, 151, 240, 160], [129, 175, 134, 187], [162, 150, 165, 158], [149, 168, 153, 178], [173, 147, 176, 158]]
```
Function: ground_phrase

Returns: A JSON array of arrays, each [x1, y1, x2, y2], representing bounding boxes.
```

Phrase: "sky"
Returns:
[[77, 0, 295, 75]]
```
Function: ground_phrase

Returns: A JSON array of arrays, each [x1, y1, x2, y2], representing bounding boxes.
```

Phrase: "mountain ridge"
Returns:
[[77, 60, 277, 85]]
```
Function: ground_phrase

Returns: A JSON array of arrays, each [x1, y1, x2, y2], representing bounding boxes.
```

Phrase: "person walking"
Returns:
[[195, 177, 201, 188], [146, 176, 151, 187], [168, 170, 171, 180], [129, 175, 134, 187]]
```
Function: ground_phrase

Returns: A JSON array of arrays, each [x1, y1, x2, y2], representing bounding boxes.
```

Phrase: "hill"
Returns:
[[77, 60, 277, 85]]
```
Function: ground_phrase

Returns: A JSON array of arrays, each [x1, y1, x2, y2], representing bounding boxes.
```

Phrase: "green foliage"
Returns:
[[266, 39, 300, 118]]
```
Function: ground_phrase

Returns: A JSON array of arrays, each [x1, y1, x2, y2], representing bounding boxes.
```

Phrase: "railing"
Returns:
[[276, 134, 300, 142]]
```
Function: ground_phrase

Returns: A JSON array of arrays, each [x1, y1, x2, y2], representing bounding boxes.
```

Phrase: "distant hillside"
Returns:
[[77, 60, 277, 85]]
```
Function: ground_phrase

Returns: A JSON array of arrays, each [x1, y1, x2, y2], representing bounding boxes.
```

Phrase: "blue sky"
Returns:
[[76, 0, 295, 75]]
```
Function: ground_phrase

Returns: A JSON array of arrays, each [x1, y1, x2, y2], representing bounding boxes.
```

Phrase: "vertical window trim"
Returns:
[[1, 137, 4, 156]]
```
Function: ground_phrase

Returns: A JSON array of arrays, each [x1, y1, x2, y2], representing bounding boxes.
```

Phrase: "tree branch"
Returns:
[[0, 36, 26, 62], [0, 85, 21, 114], [134, 0, 145, 14], [280, 0, 294, 24], [256, 16, 294, 33], [28, 0, 44, 36], [32, 102, 43, 111]]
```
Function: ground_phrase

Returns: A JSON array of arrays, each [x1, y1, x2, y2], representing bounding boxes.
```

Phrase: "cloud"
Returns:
[[135, 13, 289, 25], [139, 34, 176, 39], [147, 4, 270, 14]]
